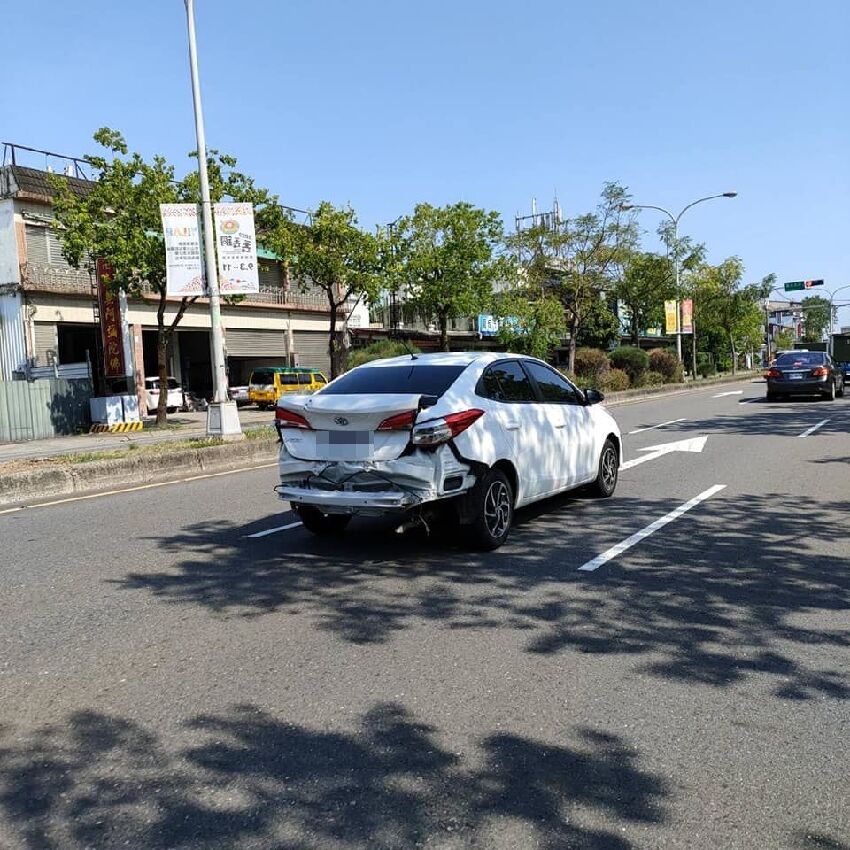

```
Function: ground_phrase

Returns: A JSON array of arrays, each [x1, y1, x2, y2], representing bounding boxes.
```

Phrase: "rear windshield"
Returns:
[[775, 352, 824, 366], [166, 379, 180, 390], [321, 364, 466, 396], [250, 370, 276, 384]]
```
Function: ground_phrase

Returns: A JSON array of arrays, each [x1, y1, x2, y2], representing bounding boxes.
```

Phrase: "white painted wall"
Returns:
[[0, 200, 27, 378]]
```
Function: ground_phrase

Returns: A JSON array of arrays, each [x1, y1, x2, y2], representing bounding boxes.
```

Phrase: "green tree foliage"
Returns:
[[508, 183, 636, 373], [391, 202, 506, 352], [616, 252, 675, 345], [347, 339, 420, 369], [266, 202, 385, 378], [773, 327, 796, 352], [801, 295, 833, 343], [493, 288, 565, 359], [51, 128, 278, 424], [692, 259, 767, 374]]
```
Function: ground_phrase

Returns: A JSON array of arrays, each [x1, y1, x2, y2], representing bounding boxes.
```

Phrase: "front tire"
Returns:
[[837, 379, 845, 398], [467, 468, 514, 551], [297, 506, 351, 536], [590, 438, 619, 498]]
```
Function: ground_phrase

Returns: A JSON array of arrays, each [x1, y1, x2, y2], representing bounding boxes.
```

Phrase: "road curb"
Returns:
[[0, 438, 279, 508], [602, 372, 760, 407]]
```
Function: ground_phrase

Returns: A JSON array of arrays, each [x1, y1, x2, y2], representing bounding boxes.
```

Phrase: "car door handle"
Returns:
[[504, 421, 520, 430], [554, 422, 566, 428]]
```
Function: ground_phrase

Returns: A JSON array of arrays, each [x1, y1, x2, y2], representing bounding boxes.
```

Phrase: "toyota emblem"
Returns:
[[334, 416, 349, 426]]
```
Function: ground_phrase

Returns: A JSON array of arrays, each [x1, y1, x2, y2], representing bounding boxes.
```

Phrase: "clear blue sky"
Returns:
[[3, 0, 849, 326]]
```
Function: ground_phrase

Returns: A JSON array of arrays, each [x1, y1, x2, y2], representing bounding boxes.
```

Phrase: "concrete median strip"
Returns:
[[577, 484, 727, 572], [0, 438, 280, 509]]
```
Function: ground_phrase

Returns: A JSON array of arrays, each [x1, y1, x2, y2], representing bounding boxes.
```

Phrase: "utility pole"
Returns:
[[184, 0, 241, 436]]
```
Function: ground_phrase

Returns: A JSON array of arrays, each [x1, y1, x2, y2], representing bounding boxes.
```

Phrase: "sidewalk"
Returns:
[[0, 407, 275, 465]]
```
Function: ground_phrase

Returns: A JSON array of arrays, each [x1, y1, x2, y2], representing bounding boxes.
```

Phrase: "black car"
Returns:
[[766, 351, 845, 401]]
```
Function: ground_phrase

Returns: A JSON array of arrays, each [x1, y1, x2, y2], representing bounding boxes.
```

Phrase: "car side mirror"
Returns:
[[584, 388, 605, 405]]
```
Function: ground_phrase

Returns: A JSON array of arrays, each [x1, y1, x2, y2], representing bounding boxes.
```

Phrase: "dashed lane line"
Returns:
[[245, 521, 303, 538], [627, 418, 686, 435], [577, 484, 727, 572], [798, 419, 830, 437]]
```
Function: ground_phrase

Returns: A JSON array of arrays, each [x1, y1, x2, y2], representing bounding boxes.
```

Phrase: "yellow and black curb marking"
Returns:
[[90, 422, 144, 433]]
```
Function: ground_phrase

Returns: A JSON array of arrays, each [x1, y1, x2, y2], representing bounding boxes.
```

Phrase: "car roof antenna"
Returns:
[[399, 333, 418, 360]]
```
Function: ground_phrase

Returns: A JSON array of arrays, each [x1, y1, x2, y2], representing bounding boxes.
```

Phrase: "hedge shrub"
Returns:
[[573, 347, 610, 382], [647, 348, 683, 383], [609, 346, 649, 385], [641, 370, 665, 387], [600, 368, 630, 392], [348, 340, 421, 369]]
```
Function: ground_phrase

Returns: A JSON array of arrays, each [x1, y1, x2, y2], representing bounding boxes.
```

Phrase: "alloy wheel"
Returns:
[[601, 446, 618, 491], [483, 480, 511, 540]]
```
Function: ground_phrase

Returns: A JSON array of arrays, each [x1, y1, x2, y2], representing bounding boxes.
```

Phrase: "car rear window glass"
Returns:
[[321, 364, 466, 396], [166, 379, 180, 390], [480, 361, 536, 402], [251, 370, 275, 384], [775, 352, 824, 366]]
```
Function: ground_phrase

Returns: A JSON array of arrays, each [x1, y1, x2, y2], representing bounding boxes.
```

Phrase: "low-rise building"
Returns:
[[0, 156, 343, 412]]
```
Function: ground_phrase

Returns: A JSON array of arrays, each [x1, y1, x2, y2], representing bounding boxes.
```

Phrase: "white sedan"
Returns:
[[275, 352, 621, 549]]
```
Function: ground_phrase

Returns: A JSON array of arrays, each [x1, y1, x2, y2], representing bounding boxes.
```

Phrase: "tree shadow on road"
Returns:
[[115, 490, 850, 701], [0, 703, 669, 850]]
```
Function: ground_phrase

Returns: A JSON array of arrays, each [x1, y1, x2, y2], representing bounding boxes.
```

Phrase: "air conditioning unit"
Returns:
[[64, 164, 75, 177]]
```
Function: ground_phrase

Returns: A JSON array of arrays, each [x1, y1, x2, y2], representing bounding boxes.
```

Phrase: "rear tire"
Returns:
[[297, 506, 351, 537], [467, 468, 514, 551], [823, 381, 836, 401], [590, 438, 619, 498]]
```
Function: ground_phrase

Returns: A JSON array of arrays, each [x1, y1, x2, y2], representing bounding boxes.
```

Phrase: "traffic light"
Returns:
[[804, 279, 824, 288]]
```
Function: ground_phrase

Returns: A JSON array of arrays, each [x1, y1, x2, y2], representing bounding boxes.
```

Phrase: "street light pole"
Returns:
[[184, 0, 241, 436], [622, 192, 737, 374]]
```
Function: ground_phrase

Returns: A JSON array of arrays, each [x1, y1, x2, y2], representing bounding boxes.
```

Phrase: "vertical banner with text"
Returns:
[[160, 204, 204, 296], [665, 300, 679, 335], [214, 203, 259, 294], [680, 298, 694, 334], [96, 258, 127, 378]]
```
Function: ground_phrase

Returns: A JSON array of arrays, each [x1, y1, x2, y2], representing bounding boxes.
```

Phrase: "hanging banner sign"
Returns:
[[160, 204, 204, 296], [96, 258, 127, 378], [680, 298, 694, 334], [665, 300, 679, 335], [214, 203, 259, 294]]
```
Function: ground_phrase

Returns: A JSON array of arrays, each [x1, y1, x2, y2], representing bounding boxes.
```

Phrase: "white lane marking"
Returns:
[[0, 462, 278, 516], [713, 390, 743, 397], [798, 419, 830, 438], [627, 418, 686, 435], [246, 521, 302, 538], [578, 484, 727, 572], [620, 436, 708, 470], [738, 398, 759, 404]]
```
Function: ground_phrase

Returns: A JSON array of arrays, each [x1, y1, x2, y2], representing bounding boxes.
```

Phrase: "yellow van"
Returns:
[[248, 366, 328, 409]]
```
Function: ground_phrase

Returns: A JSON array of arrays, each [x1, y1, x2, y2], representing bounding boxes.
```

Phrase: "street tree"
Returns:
[[508, 183, 636, 373], [493, 284, 565, 359], [801, 295, 833, 342], [52, 127, 278, 424], [692, 259, 767, 374], [391, 202, 506, 352], [615, 251, 675, 345], [267, 201, 384, 377]]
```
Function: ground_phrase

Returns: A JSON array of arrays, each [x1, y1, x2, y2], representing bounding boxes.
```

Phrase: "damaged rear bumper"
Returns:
[[276, 446, 476, 515]]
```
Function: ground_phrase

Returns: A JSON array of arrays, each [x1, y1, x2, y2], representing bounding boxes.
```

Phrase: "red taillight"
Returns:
[[811, 366, 829, 377], [275, 407, 312, 429], [444, 409, 485, 436], [767, 368, 782, 378], [412, 409, 484, 446], [377, 410, 416, 431]]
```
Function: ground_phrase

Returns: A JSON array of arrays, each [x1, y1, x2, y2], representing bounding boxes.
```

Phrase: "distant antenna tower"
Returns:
[[515, 195, 561, 233]]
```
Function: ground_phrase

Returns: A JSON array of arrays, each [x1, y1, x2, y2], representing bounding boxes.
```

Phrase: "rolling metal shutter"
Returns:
[[33, 322, 57, 365], [25, 225, 49, 266], [226, 328, 288, 357], [293, 330, 330, 373]]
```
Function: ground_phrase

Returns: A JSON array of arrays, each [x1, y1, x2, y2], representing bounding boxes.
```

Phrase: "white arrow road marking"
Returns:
[[798, 419, 830, 438], [627, 418, 686, 435], [246, 521, 302, 538], [620, 435, 708, 471], [713, 390, 743, 397], [578, 484, 727, 572]]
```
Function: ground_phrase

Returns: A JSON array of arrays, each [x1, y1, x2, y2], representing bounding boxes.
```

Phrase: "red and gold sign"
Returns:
[[96, 258, 126, 378]]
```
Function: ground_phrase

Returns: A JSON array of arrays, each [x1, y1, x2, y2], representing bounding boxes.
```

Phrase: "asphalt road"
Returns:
[[1, 378, 848, 850]]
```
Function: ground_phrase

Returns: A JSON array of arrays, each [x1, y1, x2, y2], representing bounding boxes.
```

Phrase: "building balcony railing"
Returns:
[[19, 263, 341, 312], [368, 303, 476, 334]]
